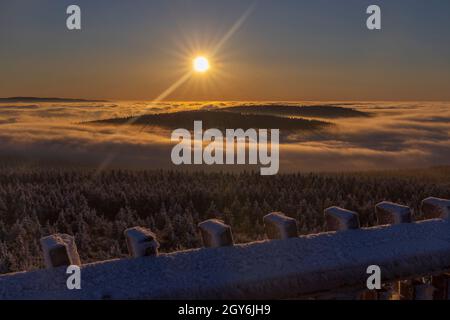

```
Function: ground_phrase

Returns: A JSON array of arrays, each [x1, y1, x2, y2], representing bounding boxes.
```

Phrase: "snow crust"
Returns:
[[198, 219, 229, 234], [423, 197, 450, 219], [376, 201, 412, 224], [264, 212, 298, 239], [325, 207, 357, 221]]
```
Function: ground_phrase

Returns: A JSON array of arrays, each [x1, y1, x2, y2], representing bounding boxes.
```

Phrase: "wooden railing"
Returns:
[[0, 197, 450, 300]]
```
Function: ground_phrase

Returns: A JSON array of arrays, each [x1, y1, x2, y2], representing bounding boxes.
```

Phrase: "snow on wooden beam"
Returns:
[[375, 202, 412, 225], [3, 218, 450, 300], [324, 207, 360, 231], [422, 197, 450, 219], [124, 227, 159, 258], [198, 219, 234, 248], [263, 212, 298, 240], [40, 234, 81, 269]]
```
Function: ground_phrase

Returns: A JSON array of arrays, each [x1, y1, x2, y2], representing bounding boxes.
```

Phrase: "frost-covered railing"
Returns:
[[1, 197, 450, 300]]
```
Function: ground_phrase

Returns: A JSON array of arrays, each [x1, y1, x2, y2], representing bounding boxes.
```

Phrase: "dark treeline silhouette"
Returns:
[[90, 110, 329, 131], [0, 97, 107, 103], [220, 105, 370, 118], [0, 167, 449, 274]]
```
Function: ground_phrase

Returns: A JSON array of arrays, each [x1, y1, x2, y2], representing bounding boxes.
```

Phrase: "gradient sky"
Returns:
[[1, 0, 450, 101]]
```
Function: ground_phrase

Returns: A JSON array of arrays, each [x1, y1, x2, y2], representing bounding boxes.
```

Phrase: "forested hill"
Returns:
[[90, 110, 329, 131], [220, 105, 370, 118], [0, 97, 107, 103]]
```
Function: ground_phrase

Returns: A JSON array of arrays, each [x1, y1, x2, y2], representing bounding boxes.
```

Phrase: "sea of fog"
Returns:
[[0, 101, 449, 172]]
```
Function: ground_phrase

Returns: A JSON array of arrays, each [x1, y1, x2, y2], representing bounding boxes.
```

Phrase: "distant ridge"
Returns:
[[88, 104, 370, 132], [220, 105, 370, 119], [0, 97, 108, 103], [89, 110, 330, 132]]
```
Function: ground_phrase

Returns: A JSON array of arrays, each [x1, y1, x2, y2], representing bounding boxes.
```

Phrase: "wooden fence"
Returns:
[[0, 197, 450, 300]]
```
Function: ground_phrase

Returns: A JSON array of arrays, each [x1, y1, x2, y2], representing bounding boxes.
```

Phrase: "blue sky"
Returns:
[[1, 0, 450, 100]]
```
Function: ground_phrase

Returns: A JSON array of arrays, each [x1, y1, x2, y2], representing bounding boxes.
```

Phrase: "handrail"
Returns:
[[0, 197, 449, 300]]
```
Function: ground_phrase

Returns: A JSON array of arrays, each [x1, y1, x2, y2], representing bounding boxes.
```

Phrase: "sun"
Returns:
[[193, 56, 210, 73]]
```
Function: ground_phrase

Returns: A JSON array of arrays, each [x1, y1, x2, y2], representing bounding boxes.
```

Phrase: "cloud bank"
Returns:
[[0, 101, 449, 172]]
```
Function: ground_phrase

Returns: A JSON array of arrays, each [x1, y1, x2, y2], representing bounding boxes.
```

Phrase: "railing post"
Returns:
[[432, 273, 450, 300], [414, 284, 435, 300], [124, 227, 159, 258], [398, 280, 417, 300], [40, 234, 81, 269], [375, 202, 412, 225], [198, 219, 234, 248], [374, 201, 413, 300], [398, 280, 435, 300], [324, 207, 360, 231], [263, 212, 298, 240], [421, 197, 450, 219]]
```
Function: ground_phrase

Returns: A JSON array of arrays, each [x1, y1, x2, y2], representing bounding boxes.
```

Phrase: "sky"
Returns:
[[1, 0, 450, 101]]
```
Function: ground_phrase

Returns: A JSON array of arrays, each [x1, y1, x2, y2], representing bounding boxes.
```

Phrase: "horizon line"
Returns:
[[1, 96, 450, 103]]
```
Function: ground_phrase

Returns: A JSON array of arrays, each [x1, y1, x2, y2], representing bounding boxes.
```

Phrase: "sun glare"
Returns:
[[193, 56, 210, 73]]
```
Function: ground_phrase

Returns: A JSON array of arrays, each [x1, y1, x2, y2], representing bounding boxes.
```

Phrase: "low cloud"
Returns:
[[0, 101, 449, 172]]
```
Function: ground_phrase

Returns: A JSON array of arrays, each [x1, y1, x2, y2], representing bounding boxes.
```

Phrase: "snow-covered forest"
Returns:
[[0, 167, 449, 274]]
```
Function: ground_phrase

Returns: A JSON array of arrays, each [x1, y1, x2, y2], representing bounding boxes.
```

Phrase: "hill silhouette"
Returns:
[[0, 97, 108, 103], [220, 105, 370, 118], [90, 110, 330, 131]]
